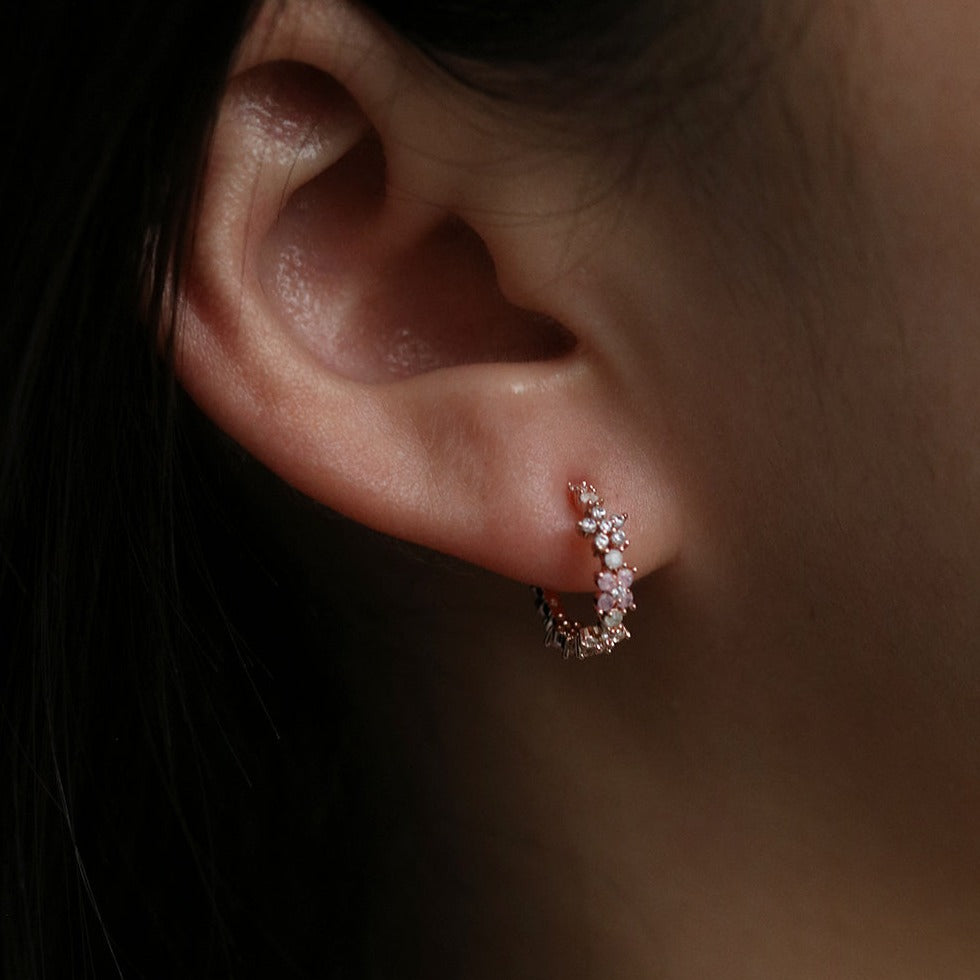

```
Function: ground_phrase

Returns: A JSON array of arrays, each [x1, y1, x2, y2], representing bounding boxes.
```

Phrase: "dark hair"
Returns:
[[2, 3, 264, 975], [0, 1, 685, 975]]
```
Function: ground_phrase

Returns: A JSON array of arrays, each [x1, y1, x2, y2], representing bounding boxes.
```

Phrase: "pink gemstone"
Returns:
[[597, 571, 616, 591], [617, 588, 634, 609], [597, 592, 615, 613], [618, 568, 634, 587]]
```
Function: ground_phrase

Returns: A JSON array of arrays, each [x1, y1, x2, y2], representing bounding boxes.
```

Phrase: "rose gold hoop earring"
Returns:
[[533, 481, 636, 660]]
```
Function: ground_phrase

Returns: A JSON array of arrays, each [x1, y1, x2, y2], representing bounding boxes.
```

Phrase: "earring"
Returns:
[[533, 481, 636, 660]]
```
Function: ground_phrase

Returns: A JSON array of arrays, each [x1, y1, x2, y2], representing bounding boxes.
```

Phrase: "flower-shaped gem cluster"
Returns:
[[570, 481, 637, 635]]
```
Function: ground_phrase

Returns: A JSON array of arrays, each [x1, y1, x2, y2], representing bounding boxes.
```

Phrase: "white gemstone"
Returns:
[[580, 490, 599, 506], [611, 514, 626, 528], [610, 529, 626, 547], [604, 549, 624, 569], [598, 519, 613, 534], [594, 532, 610, 551], [604, 610, 624, 628], [578, 517, 598, 534], [590, 505, 606, 521]]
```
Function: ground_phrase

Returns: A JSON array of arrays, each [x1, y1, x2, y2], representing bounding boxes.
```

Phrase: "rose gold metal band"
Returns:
[[533, 481, 636, 660]]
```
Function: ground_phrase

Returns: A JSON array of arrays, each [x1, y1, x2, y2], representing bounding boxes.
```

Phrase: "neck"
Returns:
[[224, 424, 980, 979], [321, 530, 980, 978]]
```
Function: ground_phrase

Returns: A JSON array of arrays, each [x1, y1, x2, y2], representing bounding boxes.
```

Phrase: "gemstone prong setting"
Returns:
[[533, 481, 637, 660]]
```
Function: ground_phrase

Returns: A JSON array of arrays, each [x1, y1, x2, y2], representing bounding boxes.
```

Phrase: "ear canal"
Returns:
[[253, 65, 575, 384]]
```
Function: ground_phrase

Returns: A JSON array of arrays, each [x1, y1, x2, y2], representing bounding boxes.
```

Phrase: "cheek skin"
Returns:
[[852, 0, 980, 460], [564, 5, 980, 947], [600, 0, 980, 660]]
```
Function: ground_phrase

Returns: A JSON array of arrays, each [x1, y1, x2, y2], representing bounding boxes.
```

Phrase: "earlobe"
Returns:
[[177, 0, 682, 592]]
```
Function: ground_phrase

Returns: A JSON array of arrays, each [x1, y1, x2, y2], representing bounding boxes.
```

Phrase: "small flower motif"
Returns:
[[536, 482, 636, 656], [571, 481, 600, 507], [595, 567, 635, 614]]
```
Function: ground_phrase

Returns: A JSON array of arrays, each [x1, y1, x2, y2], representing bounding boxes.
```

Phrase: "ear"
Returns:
[[177, 0, 681, 590]]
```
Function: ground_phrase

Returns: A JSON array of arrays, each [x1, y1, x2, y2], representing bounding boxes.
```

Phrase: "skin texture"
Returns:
[[179, 0, 980, 975]]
